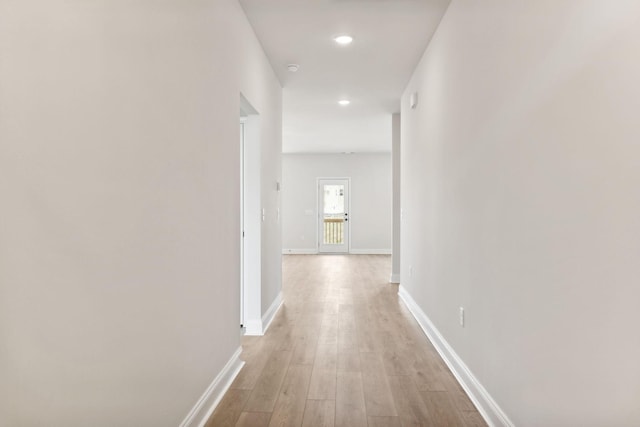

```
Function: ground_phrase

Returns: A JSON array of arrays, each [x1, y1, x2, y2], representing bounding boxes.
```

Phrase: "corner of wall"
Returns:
[[244, 291, 283, 336]]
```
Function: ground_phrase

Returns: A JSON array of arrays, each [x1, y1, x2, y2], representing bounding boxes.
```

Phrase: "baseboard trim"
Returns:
[[261, 291, 283, 334], [389, 273, 400, 283], [397, 286, 514, 427], [179, 347, 245, 427], [243, 319, 263, 336], [282, 249, 318, 255], [244, 292, 283, 336], [349, 249, 392, 255], [282, 249, 392, 255]]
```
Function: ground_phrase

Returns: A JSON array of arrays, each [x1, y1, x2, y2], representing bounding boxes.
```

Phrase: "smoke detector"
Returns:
[[287, 64, 300, 72]]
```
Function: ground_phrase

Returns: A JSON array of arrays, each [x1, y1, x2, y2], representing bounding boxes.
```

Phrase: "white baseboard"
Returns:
[[179, 347, 245, 427], [397, 286, 514, 427], [389, 273, 400, 283], [261, 291, 283, 334], [349, 249, 392, 255], [282, 249, 318, 255], [243, 319, 263, 336], [282, 249, 392, 255], [244, 292, 283, 336]]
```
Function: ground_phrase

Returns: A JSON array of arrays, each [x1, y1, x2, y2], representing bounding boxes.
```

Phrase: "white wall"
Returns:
[[282, 153, 392, 253], [0, 1, 281, 426], [391, 114, 401, 282], [401, 1, 640, 426]]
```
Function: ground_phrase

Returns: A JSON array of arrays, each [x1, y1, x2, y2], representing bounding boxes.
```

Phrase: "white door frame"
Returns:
[[317, 177, 351, 254], [240, 119, 245, 327], [240, 94, 262, 335]]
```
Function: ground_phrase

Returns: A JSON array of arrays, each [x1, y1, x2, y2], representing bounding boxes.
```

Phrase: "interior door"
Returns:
[[318, 178, 350, 253]]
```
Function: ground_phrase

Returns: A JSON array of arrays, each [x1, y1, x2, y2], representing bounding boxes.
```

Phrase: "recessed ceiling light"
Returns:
[[338, 99, 350, 106], [287, 64, 299, 72], [334, 35, 353, 45]]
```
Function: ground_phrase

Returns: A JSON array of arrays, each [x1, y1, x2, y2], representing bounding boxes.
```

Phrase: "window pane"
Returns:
[[322, 184, 344, 245], [323, 185, 344, 214]]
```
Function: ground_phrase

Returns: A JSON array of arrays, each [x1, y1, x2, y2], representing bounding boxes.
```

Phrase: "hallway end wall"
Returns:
[[401, 1, 640, 426], [282, 153, 392, 254]]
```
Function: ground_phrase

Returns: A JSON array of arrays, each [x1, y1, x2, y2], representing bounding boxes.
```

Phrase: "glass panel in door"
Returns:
[[318, 179, 349, 253]]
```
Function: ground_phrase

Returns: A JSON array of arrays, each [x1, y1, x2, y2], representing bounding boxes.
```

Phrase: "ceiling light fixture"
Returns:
[[338, 99, 350, 106], [287, 64, 300, 72], [334, 35, 353, 45]]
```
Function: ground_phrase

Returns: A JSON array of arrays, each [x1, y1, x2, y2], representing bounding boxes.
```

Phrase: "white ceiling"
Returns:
[[239, 0, 451, 153]]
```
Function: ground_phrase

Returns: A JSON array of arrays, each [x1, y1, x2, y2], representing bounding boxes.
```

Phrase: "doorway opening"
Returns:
[[318, 178, 350, 253], [240, 118, 245, 327], [240, 94, 261, 334]]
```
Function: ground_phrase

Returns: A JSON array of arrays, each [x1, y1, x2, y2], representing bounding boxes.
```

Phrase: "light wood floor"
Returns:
[[206, 255, 487, 427]]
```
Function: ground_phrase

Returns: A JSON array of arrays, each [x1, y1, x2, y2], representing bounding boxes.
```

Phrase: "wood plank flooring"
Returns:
[[206, 255, 487, 427]]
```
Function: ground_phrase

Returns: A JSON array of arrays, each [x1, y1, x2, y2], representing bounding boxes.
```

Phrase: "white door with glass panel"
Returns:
[[318, 179, 350, 253]]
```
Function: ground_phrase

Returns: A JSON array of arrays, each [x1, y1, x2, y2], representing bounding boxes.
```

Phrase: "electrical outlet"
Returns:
[[459, 307, 465, 327]]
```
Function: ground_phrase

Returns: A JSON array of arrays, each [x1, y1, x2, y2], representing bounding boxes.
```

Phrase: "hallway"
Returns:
[[207, 255, 486, 427]]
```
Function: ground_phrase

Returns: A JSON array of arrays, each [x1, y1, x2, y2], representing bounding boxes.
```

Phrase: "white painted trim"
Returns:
[[397, 286, 515, 427], [240, 104, 262, 337], [389, 273, 400, 283], [244, 291, 283, 336], [243, 319, 263, 336], [261, 291, 283, 334], [349, 249, 392, 255], [282, 249, 318, 255], [179, 347, 245, 427]]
